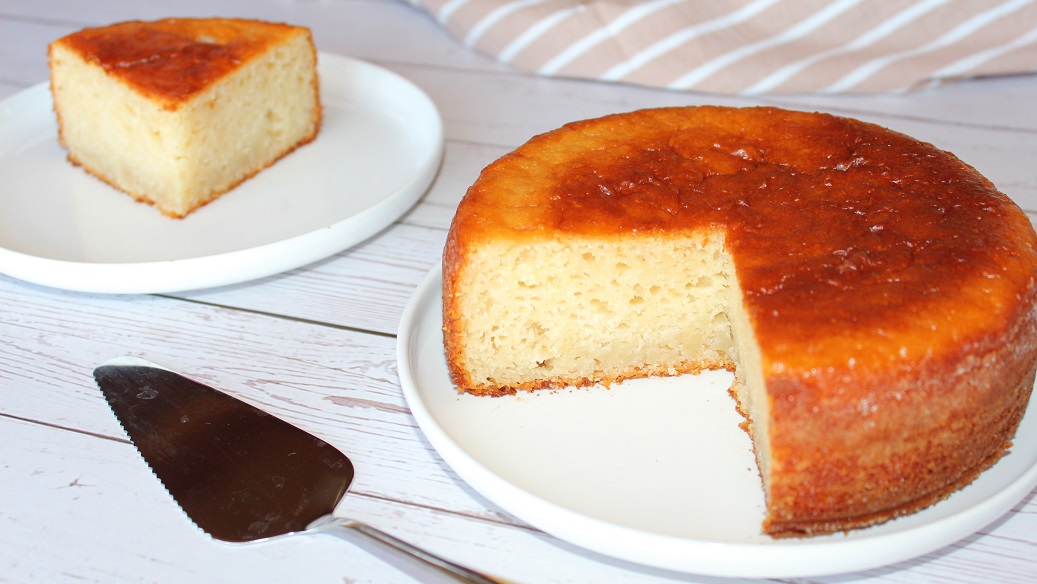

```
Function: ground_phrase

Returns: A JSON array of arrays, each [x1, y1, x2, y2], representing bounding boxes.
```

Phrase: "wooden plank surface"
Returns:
[[2, 1, 1036, 583]]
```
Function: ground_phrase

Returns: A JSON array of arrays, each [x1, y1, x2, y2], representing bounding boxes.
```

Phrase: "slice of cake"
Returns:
[[48, 18, 321, 218], [443, 106, 1037, 536]]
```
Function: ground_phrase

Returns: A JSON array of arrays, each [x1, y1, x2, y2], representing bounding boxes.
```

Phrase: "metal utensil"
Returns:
[[93, 356, 500, 584]]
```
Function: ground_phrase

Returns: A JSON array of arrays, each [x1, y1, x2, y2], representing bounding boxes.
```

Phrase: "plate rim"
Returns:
[[397, 263, 1037, 578], [0, 53, 443, 294]]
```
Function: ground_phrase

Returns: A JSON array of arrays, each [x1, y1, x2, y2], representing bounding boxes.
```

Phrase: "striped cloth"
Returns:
[[409, 0, 1037, 94]]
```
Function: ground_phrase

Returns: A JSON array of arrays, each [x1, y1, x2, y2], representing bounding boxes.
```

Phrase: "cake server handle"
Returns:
[[308, 516, 505, 583]]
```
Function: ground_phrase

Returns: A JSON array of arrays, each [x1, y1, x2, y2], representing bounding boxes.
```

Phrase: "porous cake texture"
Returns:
[[442, 106, 1037, 537], [49, 18, 321, 218]]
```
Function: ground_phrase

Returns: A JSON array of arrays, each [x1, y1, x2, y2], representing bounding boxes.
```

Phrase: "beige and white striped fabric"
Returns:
[[409, 0, 1037, 94]]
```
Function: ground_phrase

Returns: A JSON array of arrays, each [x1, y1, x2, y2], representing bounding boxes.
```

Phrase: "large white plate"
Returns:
[[0, 53, 442, 294], [397, 264, 1037, 579]]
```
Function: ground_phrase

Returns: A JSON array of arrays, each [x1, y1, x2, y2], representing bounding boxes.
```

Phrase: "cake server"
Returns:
[[93, 356, 500, 584]]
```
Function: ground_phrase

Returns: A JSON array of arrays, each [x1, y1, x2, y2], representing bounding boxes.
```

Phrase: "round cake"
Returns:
[[442, 106, 1037, 537]]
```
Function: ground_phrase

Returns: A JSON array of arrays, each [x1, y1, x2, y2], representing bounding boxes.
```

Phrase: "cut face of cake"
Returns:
[[48, 18, 321, 218], [442, 106, 1037, 537]]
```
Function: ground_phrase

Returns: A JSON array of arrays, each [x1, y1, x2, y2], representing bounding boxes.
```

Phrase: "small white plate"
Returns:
[[0, 53, 442, 294], [397, 264, 1037, 578]]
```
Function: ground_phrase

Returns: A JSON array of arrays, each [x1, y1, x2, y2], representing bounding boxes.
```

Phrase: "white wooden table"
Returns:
[[3, 1, 1036, 583]]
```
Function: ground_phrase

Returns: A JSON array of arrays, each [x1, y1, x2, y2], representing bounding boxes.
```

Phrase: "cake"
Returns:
[[48, 18, 321, 218], [442, 106, 1037, 537]]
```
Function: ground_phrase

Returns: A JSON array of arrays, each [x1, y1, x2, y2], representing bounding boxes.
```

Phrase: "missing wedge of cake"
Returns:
[[48, 18, 321, 218], [442, 106, 1037, 537]]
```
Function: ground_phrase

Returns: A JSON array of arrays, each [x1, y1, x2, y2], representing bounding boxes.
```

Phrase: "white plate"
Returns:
[[0, 53, 442, 294], [397, 264, 1037, 579]]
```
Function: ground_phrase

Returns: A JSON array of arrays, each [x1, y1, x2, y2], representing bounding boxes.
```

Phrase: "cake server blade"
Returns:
[[93, 356, 499, 584]]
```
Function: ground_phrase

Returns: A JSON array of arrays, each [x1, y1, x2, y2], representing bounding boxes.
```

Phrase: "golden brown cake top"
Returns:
[[49, 18, 311, 108], [446, 106, 1037, 375]]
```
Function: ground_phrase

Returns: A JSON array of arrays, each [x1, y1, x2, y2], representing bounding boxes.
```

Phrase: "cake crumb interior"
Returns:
[[455, 233, 770, 488]]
